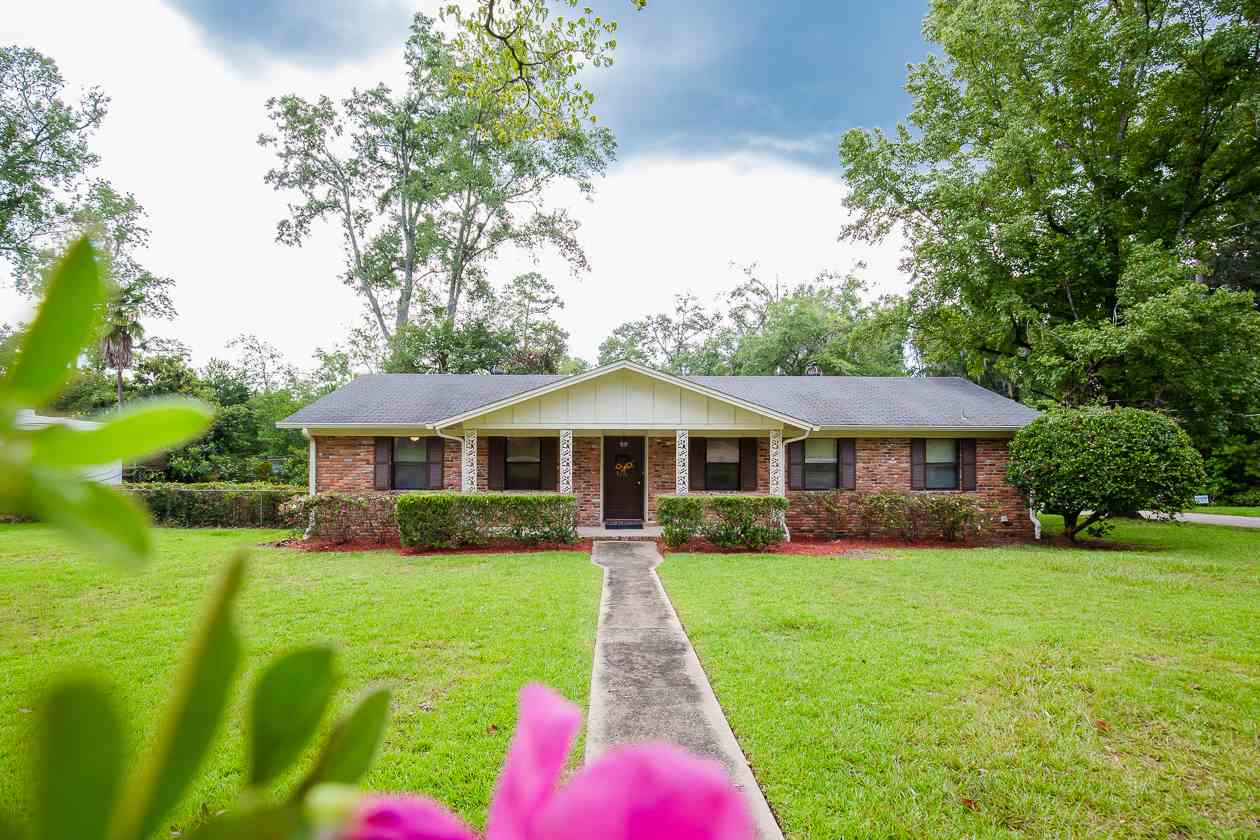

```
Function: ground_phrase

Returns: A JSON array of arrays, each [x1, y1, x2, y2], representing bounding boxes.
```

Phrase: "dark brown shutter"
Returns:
[[788, 440, 804, 490], [689, 436, 706, 491], [374, 437, 392, 490], [426, 437, 445, 489], [840, 439, 856, 490], [910, 439, 926, 490], [739, 437, 758, 491], [540, 437, 558, 491], [488, 437, 506, 490], [960, 438, 977, 491]]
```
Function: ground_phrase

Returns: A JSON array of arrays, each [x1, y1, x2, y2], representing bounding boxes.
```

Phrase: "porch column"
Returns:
[[675, 429, 689, 494], [462, 429, 478, 492], [769, 429, 785, 496], [559, 430, 574, 493]]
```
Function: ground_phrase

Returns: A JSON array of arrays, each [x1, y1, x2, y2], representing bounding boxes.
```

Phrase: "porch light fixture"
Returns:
[[409, 436, 420, 441]]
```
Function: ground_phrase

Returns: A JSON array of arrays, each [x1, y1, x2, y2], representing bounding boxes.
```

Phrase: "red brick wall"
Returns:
[[314, 436, 375, 492], [786, 437, 1032, 539], [647, 436, 771, 522], [647, 436, 675, 522], [573, 436, 601, 526], [315, 436, 461, 492]]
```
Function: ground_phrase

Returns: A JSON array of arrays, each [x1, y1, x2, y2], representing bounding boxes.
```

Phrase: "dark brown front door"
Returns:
[[603, 436, 645, 522]]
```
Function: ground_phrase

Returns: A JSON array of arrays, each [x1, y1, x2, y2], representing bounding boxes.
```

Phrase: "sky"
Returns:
[[2, 0, 931, 368]]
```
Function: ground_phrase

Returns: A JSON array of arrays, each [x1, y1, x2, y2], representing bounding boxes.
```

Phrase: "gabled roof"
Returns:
[[278, 362, 1040, 431]]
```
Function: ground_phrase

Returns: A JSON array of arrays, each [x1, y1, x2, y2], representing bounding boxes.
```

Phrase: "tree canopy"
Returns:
[[597, 267, 908, 376], [840, 0, 1260, 453]]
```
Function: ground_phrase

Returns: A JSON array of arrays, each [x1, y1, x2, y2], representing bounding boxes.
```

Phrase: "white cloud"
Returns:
[[2, 0, 910, 370]]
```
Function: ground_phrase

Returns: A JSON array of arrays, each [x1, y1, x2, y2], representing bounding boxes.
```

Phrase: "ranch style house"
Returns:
[[277, 360, 1041, 538]]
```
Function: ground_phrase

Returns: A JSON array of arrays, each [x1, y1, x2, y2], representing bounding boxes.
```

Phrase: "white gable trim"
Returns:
[[428, 360, 817, 430]]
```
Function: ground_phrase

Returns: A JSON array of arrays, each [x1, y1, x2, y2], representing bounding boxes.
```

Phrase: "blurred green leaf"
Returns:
[[109, 555, 245, 840], [35, 680, 121, 840], [29, 398, 214, 468], [249, 647, 336, 787], [3, 239, 105, 408], [27, 473, 151, 568], [185, 805, 299, 840], [295, 688, 390, 800]]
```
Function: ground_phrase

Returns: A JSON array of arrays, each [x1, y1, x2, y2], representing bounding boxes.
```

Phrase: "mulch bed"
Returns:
[[271, 535, 1036, 557], [657, 536, 989, 555], [272, 537, 596, 556]]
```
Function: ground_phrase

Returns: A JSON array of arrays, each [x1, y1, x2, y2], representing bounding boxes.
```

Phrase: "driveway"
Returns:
[[1142, 511, 1260, 529]]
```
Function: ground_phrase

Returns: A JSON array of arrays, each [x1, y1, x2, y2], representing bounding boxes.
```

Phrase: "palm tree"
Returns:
[[100, 284, 145, 409]]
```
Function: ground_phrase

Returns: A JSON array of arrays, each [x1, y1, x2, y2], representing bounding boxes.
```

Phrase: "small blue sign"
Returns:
[[1194, 494, 1210, 505]]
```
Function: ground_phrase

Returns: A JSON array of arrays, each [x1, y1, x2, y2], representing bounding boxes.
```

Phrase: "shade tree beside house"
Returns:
[[278, 360, 1040, 539]]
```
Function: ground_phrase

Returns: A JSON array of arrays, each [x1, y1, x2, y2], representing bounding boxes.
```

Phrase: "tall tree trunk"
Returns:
[[115, 367, 123, 409]]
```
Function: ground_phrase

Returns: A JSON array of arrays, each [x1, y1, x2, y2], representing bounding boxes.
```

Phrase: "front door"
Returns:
[[603, 436, 645, 522]]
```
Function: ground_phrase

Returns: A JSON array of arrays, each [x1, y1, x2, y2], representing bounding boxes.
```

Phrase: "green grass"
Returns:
[[0, 525, 601, 834], [659, 518, 1260, 838], [1193, 505, 1260, 517]]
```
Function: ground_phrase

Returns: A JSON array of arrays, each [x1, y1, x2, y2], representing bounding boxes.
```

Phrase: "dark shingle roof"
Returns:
[[280, 373, 564, 426], [686, 376, 1040, 428], [280, 370, 1039, 430]]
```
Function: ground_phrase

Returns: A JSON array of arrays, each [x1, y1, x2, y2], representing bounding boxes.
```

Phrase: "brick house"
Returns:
[[278, 360, 1040, 538]]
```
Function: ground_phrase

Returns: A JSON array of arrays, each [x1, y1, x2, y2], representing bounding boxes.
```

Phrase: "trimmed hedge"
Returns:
[[853, 491, 986, 542], [395, 492, 578, 550], [128, 482, 305, 528], [657, 495, 788, 550], [281, 492, 399, 543]]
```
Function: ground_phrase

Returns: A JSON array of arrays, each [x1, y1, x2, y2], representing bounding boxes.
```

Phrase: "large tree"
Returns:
[[597, 268, 908, 376], [840, 0, 1260, 449], [0, 46, 107, 264], [261, 12, 614, 344]]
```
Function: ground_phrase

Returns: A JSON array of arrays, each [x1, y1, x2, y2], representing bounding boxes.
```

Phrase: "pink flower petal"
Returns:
[[346, 795, 477, 840], [486, 684, 582, 840], [530, 743, 755, 840]]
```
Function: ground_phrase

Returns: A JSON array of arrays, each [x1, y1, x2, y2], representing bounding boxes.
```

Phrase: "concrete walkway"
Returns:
[[1142, 511, 1260, 529], [586, 541, 783, 840]]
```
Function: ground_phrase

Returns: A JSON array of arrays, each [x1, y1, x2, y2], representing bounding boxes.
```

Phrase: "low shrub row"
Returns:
[[395, 492, 578, 549], [657, 495, 789, 549], [795, 490, 988, 541], [281, 492, 400, 543], [128, 482, 305, 528]]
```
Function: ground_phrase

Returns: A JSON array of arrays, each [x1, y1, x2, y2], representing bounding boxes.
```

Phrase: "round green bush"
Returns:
[[1007, 407, 1205, 540]]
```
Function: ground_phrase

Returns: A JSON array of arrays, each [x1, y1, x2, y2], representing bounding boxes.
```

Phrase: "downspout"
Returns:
[[779, 428, 813, 542], [1028, 490, 1041, 540]]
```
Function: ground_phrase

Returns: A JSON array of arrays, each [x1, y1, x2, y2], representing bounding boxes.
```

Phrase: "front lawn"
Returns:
[[659, 518, 1260, 838], [0, 525, 601, 835], [1193, 505, 1260, 517]]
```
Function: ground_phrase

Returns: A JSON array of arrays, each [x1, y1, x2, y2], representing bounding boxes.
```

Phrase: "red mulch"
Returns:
[[273, 537, 596, 556], [656, 536, 1001, 555], [272, 535, 1034, 557]]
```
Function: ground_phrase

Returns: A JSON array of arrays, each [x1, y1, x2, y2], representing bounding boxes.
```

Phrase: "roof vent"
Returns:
[[805, 363, 822, 376]]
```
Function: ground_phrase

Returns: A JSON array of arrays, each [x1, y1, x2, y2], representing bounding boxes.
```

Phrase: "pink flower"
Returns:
[[346, 684, 753, 840]]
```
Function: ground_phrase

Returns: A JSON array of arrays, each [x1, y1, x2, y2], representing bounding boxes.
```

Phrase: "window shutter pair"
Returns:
[[688, 437, 706, 491], [488, 437, 506, 490], [785, 439, 855, 490], [374, 437, 392, 490], [427, 438, 445, 489], [910, 439, 977, 491], [688, 437, 760, 491], [487, 437, 558, 491]]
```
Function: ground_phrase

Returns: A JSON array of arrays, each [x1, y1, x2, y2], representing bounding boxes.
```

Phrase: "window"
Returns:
[[506, 437, 542, 490], [705, 438, 740, 491], [804, 439, 838, 489], [393, 437, 437, 490], [925, 439, 959, 490]]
